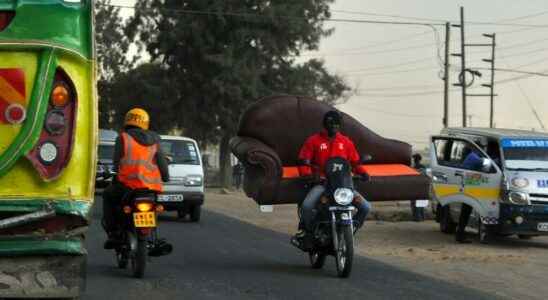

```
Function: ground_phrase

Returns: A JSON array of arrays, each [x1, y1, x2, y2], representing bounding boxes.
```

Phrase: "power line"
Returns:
[[500, 10, 548, 22], [357, 83, 441, 91], [499, 55, 546, 130], [300, 41, 438, 57], [473, 67, 548, 77], [498, 36, 548, 51], [346, 65, 439, 76], [341, 57, 435, 73], [330, 8, 548, 28], [102, 3, 445, 26], [356, 105, 439, 118], [322, 30, 432, 53], [356, 90, 446, 97], [500, 46, 548, 59]]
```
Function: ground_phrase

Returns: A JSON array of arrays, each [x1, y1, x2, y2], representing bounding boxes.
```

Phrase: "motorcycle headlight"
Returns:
[[334, 188, 354, 205], [508, 191, 529, 205]]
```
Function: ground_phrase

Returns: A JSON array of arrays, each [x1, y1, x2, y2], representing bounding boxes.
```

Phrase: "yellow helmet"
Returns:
[[124, 108, 150, 130]]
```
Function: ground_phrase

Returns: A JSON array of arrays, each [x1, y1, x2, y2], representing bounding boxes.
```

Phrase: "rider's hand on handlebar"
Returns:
[[359, 173, 370, 182]]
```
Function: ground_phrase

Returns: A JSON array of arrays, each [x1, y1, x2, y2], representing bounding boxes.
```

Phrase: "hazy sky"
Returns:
[[113, 0, 548, 150]]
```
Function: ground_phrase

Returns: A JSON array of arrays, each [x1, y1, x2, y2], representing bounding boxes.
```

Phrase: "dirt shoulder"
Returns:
[[204, 189, 548, 300]]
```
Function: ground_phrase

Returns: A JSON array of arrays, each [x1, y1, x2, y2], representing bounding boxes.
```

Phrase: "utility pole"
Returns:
[[443, 22, 450, 128], [453, 7, 498, 128], [482, 34, 496, 128], [451, 7, 467, 127]]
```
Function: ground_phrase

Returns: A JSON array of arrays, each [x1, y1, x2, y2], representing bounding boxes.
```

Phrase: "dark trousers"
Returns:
[[411, 200, 425, 222], [457, 203, 473, 236], [102, 182, 131, 234], [301, 185, 370, 232]]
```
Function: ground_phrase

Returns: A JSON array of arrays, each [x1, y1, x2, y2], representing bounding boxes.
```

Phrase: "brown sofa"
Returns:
[[229, 95, 430, 206]]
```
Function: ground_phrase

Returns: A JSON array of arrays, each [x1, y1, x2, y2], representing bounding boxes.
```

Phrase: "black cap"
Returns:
[[323, 110, 342, 129]]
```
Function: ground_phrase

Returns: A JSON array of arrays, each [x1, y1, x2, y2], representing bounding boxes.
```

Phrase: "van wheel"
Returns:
[[190, 205, 201, 222], [479, 221, 495, 244], [440, 205, 457, 234]]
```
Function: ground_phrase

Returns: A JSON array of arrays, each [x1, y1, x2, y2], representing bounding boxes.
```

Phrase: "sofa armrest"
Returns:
[[230, 136, 283, 205]]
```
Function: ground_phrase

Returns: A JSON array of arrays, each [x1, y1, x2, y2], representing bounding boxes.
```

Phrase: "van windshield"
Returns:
[[98, 144, 115, 161], [501, 138, 548, 170], [160, 139, 200, 165]]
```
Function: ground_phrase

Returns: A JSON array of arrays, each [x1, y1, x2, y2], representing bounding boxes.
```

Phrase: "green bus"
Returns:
[[0, 0, 96, 297]]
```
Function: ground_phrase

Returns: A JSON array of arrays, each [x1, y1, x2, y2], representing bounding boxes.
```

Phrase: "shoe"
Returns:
[[291, 230, 314, 251], [301, 233, 314, 251], [455, 232, 472, 244], [103, 238, 117, 249]]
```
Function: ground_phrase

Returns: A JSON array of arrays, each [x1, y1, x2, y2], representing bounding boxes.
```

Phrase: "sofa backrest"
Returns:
[[238, 95, 412, 166]]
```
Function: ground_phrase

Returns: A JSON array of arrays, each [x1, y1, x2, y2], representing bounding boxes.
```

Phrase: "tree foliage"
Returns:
[[127, 0, 351, 141], [94, 0, 135, 128], [99, 0, 352, 186]]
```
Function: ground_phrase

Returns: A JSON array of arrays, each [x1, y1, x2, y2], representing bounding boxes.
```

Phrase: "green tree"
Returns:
[[94, 0, 135, 128], [128, 0, 351, 187]]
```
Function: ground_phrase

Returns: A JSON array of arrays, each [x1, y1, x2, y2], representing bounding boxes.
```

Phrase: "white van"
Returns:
[[430, 128, 548, 243], [159, 135, 205, 222], [96, 129, 118, 189]]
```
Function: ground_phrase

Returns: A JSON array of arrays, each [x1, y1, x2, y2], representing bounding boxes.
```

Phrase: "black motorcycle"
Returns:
[[292, 156, 368, 278], [110, 189, 173, 278]]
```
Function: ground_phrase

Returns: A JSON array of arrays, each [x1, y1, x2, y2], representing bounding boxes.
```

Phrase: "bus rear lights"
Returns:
[[51, 84, 70, 107], [0, 12, 15, 32], [4, 103, 26, 124], [38, 142, 59, 165], [45, 110, 66, 135], [26, 68, 77, 180]]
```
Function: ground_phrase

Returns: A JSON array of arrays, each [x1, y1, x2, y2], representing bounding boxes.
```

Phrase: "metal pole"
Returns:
[[489, 34, 496, 128], [443, 22, 450, 128], [460, 7, 467, 127]]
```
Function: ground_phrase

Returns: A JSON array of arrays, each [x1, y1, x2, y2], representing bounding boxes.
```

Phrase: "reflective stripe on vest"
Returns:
[[119, 136, 158, 172], [118, 132, 163, 192]]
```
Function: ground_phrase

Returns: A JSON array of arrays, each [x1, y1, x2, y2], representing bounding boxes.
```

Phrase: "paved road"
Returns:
[[84, 199, 500, 300]]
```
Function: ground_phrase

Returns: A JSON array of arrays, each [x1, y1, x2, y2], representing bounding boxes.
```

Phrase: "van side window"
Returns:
[[450, 141, 467, 164], [434, 139, 451, 164], [451, 140, 485, 171]]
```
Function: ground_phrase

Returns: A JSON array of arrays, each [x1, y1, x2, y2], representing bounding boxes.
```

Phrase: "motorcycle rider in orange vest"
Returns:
[[102, 108, 170, 249]]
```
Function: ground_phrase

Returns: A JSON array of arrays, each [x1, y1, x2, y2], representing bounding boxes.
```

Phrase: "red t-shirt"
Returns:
[[298, 130, 363, 176]]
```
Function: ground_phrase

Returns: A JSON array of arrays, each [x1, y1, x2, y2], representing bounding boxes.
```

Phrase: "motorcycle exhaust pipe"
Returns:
[[148, 240, 173, 257]]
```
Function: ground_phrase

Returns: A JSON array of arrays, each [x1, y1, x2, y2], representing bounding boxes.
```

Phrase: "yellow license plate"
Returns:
[[133, 212, 156, 228]]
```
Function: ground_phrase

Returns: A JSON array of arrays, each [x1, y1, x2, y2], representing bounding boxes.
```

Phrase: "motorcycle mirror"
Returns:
[[481, 158, 493, 173]]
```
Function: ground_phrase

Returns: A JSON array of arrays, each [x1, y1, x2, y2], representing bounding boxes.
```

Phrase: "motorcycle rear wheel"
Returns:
[[131, 238, 147, 278], [335, 225, 354, 278], [309, 251, 327, 269]]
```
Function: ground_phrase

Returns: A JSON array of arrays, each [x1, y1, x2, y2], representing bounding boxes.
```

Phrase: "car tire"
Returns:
[[440, 205, 457, 234], [190, 205, 201, 222], [518, 234, 533, 240]]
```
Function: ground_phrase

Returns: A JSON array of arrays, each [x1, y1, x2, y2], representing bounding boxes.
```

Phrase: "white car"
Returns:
[[159, 135, 205, 222]]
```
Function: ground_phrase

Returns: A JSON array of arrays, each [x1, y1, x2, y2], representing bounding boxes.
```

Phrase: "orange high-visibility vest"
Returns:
[[117, 132, 163, 192]]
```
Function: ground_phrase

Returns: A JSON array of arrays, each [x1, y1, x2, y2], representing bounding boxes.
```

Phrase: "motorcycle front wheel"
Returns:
[[131, 238, 147, 278], [335, 225, 354, 278], [309, 251, 327, 269]]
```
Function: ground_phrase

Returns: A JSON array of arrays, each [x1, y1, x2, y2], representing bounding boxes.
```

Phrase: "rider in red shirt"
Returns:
[[295, 110, 371, 251]]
